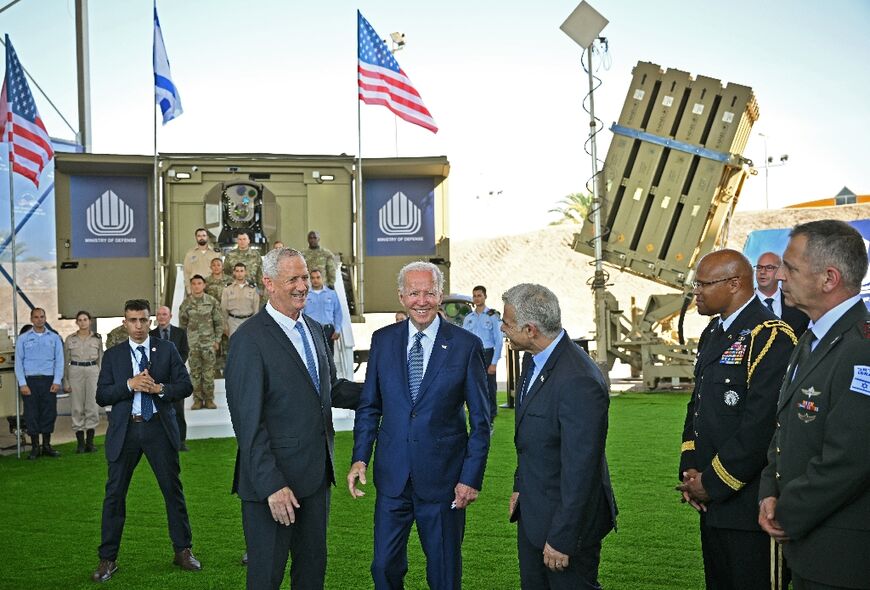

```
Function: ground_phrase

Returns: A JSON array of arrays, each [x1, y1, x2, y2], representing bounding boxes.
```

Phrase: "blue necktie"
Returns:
[[518, 357, 535, 406], [408, 332, 425, 404], [136, 345, 154, 421], [294, 321, 320, 394]]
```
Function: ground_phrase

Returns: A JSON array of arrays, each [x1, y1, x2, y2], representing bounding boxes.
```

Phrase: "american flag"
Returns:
[[0, 35, 54, 187], [357, 11, 438, 134]]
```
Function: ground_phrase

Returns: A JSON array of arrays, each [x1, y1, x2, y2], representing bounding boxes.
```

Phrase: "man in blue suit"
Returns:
[[348, 261, 491, 589], [503, 284, 617, 590], [91, 299, 199, 583]]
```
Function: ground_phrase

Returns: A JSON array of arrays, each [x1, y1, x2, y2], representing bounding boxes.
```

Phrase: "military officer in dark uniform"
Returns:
[[678, 249, 796, 590], [758, 220, 870, 590]]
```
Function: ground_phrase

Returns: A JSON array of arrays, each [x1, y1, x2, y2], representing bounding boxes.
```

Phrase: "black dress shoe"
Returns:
[[27, 446, 40, 460], [91, 559, 117, 582], [241, 552, 248, 566], [173, 548, 202, 571], [42, 445, 61, 457], [179, 443, 189, 452], [85, 442, 98, 453]]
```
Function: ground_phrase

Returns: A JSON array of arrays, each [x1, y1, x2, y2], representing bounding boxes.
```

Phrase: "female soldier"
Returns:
[[63, 311, 103, 453]]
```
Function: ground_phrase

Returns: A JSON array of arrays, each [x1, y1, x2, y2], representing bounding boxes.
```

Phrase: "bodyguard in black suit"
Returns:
[[755, 251, 810, 336], [501, 283, 617, 590], [679, 250, 796, 590], [91, 299, 200, 583], [150, 305, 191, 449], [226, 249, 360, 590], [759, 221, 870, 589]]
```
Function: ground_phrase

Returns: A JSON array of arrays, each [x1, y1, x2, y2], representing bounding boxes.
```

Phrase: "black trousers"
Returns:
[[700, 521, 782, 590], [22, 375, 57, 434], [792, 573, 857, 590], [482, 348, 497, 421], [173, 399, 187, 442], [517, 516, 601, 590], [242, 476, 330, 590], [323, 324, 336, 355], [98, 418, 192, 560]]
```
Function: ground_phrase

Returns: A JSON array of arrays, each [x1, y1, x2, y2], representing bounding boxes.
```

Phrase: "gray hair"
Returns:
[[502, 283, 562, 338], [791, 220, 868, 293], [397, 261, 444, 295], [262, 247, 305, 279]]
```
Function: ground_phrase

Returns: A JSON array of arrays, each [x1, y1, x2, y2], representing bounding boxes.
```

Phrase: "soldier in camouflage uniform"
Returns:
[[179, 275, 223, 409], [223, 230, 263, 292], [302, 230, 338, 288], [205, 257, 230, 375], [104, 323, 129, 350]]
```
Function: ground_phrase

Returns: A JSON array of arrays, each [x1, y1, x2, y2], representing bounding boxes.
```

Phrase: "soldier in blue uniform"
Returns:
[[305, 268, 343, 354], [462, 285, 503, 428], [678, 249, 796, 590]]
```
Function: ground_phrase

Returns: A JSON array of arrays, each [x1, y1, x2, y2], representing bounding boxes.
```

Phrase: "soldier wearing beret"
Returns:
[[678, 249, 796, 590], [758, 220, 870, 590]]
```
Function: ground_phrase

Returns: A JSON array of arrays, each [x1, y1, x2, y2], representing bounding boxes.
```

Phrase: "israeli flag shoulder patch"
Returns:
[[850, 365, 870, 396]]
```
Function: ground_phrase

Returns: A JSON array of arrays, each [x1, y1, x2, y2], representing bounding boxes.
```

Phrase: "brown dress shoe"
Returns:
[[204, 400, 217, 409], [173, 548, 202, 571], [92, 559, 117, 582], [190, 400, 203, 410]]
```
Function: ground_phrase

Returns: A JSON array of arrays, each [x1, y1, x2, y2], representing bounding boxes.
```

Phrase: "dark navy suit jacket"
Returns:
[[96, 338, 192, 462], [512, 332, 617, 554], [352, 318, 491, 502]]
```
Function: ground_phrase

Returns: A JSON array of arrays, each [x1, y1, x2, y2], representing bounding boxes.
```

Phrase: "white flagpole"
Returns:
[[7, 149, 21, 458], [153, 105, 159, 310]]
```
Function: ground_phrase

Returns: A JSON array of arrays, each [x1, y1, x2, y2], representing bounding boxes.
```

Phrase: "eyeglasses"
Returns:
[[692, 276, 738, 289], [754, 265, 779, 272]]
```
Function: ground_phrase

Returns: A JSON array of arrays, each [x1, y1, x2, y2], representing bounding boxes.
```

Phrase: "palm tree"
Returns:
[[548, 192, 592, 225]]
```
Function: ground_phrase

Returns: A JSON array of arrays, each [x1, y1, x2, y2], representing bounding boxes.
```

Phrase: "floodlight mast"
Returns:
[[560, 1, 609, 368], [585, 42, 608, 368]]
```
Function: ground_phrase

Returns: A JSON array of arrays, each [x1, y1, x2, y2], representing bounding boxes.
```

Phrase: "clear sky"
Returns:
[[4, 0, 869, 240]]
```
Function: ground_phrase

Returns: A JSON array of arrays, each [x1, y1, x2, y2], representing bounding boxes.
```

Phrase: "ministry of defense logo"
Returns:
[[86, 190, 134, 237], [378, 191, 421, 236]]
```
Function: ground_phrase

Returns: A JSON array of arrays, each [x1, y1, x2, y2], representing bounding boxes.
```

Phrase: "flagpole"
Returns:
[[153, 106, 159, 311], [7, 151, 21, 458], [356, 76, 365, 316]]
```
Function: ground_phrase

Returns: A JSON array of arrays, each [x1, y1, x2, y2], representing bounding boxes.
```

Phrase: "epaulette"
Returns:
[[746, 319, 798, 385], [487, 309, 500, 317], [863, 319, 870, 340]]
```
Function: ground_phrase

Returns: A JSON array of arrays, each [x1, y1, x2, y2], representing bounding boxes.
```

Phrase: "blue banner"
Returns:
[[743, 219, 870, 309], [69, 176, 149, 258], [365, 177, 435, 256]]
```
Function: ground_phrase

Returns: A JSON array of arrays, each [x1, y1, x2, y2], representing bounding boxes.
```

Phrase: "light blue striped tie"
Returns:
[[136, 346, 154, 421], [294, 322, 320, 394], [408, 332, 425, 404]]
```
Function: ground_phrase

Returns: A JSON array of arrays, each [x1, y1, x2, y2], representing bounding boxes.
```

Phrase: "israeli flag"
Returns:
[[153, 2, 183, 124]]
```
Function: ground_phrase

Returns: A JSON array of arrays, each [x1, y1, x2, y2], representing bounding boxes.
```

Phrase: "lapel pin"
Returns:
[[441, 344, 447, 349], [539, 375, 545, 383]]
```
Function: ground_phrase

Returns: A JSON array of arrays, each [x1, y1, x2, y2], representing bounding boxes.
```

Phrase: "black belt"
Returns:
[[228, 312, 253, 319], [26, 374, 53, 378], [70, 360, 98, 367]]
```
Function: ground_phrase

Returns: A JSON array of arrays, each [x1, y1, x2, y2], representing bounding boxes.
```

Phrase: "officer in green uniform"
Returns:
[[223, 230, 263, 292], [678, 249, 796, 590], [179, 275, 223, 409], [758, 220, 870, 590], [302, 230, 337, 288], [205, 257, 230, 375], [104, 324, 129, 351]]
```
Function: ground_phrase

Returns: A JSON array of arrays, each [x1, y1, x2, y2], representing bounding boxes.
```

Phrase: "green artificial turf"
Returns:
[[0, 392, 705, 589]]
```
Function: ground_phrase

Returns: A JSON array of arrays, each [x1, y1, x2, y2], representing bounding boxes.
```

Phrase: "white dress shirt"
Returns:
[[265, 302, 320, 376], [406, 315, 441, 377]]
